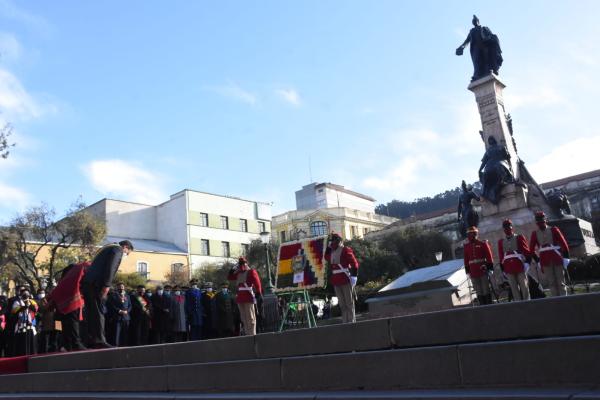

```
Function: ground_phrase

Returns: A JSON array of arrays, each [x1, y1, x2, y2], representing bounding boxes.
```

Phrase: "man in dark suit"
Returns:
[[81, 240, 133, 348]]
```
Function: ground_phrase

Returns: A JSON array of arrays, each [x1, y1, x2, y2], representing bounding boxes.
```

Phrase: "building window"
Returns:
[[201, 239, 210, 256], [351, 225, 358, 238], [363, 227, 369, 236], [310, 221, 328, 236], [137, 261, 149, 280], [220, 216, 229, 229], [242, 243, 250, 256], [171, 263, 184, 274], [240, 219, 248, 232], [258, 221, 266, 233], [280, 230, 286, 243], [222, 241, 230, 257], [199, 213, 208, 227]]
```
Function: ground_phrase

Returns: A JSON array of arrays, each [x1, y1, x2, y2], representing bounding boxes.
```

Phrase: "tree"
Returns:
[[245, 239, 279, 286], [0, 123, 14, 159], [344, 238, 404, 285], [380, 226, 452, 271], [191, 262, 234, 287], [164, 266, 190, 287], [114, 272, 148, 290], [0, 200, 106, 290], [376, 182, 482, 219]]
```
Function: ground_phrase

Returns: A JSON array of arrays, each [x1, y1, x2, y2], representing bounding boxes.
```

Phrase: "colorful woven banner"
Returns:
[[275, 235, 328, 292]]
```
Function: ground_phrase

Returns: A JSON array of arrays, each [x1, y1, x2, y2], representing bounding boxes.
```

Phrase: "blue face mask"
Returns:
[[221, 288, 228, 294]]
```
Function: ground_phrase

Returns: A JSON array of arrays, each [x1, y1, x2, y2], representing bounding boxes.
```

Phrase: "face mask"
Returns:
[[157, 290, 163, 296], [146, 293, 152, 297], [191, 285, 198, 289], [119, 290, 126, 295], [122, 253, 128, 259], [37, 293, 45, 299], [206, 288, 213, 293], [221, 289, 228, 294], [164, 290, 170, 295], [174, 291, 181, 296]]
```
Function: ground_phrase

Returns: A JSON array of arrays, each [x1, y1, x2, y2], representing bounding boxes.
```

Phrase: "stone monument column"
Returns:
[[468, 73, 519, 179]]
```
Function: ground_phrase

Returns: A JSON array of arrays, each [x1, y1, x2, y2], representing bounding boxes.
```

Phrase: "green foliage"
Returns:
[[343, 228, 451, 290], [380, 226, 452, 270], [192, 262, 234, 287], [344, 238, 403, 285], [114, 272, 148, 290], [376, 182, 482, 219]]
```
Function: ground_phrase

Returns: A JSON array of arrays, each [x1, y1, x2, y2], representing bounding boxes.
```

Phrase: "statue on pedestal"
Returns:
[[546, 188, 572, 217], [479, 136, 514, 204], [456, 15, 503, 81], [457, 180, 481, 238]]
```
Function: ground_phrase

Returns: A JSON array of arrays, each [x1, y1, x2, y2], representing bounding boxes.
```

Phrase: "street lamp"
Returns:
[[435, 251, 443, 264], [259, 231, 275, 295]]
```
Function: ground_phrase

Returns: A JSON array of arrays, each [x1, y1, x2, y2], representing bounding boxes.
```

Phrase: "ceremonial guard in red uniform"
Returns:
[[228, 257, 262, 335], [529, 211, 570, 296], [463, 226, 494, 305], [324, 233, 359, 323], [498, 219, 531, 301]]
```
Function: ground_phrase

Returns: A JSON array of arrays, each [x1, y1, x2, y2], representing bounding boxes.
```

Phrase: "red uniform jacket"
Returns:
[[228, 268, 262, 304], [498, 234, 530, 275], [324, 245, 359, 286], [529, 226, 569, 269], [463, 239, 493, 278]]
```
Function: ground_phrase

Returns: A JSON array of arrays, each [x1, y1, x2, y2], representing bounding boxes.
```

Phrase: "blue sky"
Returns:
[[0, 0, 599, 221]]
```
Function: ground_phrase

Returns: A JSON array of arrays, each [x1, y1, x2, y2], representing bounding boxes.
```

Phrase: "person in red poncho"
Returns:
[[47, 261, 90, 351], [497, 219, 531, 301], [324, 233, 359, 323], [228, 257, 262, 336], [529, 211, 570, 297]]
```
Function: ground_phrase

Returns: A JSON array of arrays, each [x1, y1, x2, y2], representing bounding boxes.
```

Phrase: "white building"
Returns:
[[86, 189, 271, 273], [273, 182, 397, 242], [295, 182, 376, 213]]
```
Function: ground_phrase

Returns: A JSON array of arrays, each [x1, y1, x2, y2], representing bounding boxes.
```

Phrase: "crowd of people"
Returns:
[[464, 210, 571, 304], [0, 241, 266, 357]]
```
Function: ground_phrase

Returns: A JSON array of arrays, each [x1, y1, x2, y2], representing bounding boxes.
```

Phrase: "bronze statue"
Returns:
[[457, 180, 480, 238], [479, 136, 514, 204], [456, 15, 503, 81], [546, 188, 572, 217]]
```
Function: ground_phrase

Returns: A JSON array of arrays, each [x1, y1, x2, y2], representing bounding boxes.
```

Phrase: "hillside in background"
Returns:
[[376, 182, 482, 219]]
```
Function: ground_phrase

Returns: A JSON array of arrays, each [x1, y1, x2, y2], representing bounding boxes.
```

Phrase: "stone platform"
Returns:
[[0, 293, 599, 399]]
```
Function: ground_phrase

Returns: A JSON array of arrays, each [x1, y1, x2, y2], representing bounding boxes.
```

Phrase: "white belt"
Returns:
[[332, 267, 350, 275], [238, 286, 253, 291], [539, 245, 561, 253], [503, 253, 525, 262]]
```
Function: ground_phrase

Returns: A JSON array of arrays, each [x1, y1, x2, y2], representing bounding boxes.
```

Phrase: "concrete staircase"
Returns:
[[1, 293, 600, 399]]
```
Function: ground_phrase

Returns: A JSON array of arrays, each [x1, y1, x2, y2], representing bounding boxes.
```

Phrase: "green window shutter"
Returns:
[[208, 214, 220, 229], [189, 211, 201, 226], [247, 220, 259, 234], [230, 242, 242, 258], [190, 238, 203, 254]]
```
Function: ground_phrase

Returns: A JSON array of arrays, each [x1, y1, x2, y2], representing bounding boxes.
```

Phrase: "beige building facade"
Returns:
[[273, 183, 397, 242]]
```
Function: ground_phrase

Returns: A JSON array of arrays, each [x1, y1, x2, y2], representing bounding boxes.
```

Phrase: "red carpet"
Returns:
[[0, 355, 29, 375]]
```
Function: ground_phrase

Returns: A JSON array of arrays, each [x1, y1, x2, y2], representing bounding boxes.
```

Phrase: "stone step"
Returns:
[[2, 335, 599, 394], [28, 293, 600, 373], [0, 388, 599, 400]]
